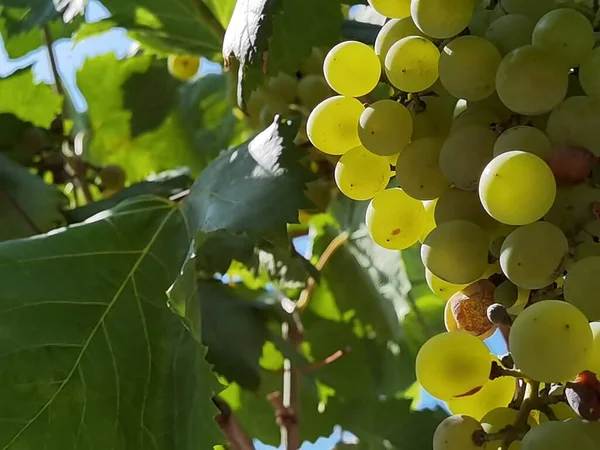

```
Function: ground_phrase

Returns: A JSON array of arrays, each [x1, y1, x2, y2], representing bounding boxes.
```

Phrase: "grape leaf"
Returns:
[[0, 154, 67, 241], [203, 0, 237, 27], [0, 196, 223, 449]]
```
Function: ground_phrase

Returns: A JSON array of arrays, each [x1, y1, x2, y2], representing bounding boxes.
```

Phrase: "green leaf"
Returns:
[[204, 0, 236, 27], [0, 196, 223, 449], [0, 68, 62, 128], [341, 20, 381, 45], [0, 113, 45, 165], [0, 154, 66, 241]]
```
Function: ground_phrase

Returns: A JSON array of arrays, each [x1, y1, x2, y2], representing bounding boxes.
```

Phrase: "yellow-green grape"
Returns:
[[421, 220, 489, 284], [506, 285, 531, 316], [500, 222, 568, 290], [494, 280, 519, 308], [562, 418, 600, 447], [99, 165, 126, 191], [385, 36, 440, 93], [447, 370, 516, 421], [481, 407, 520, 450], [495, 45, 568, 116], [374, 17, 424, 63], [297, 74, 332, 110], [439, 125, 496, 191], [420, 199, 437, 242], [167, 54, 200, 81], [564, 256, 600, 321], [323, 41, 381, 97], [416, 331, 492, 400], [411, 0, 475, 39], [334, 146, 391, 201], [451, 108, 501, 133], [395, 137, 449, 200], [307, 96, 364, 155], [484, 14, 534, 56], [544, 184, 600, 234], [479, 151, 556, 226], [468, 91, 514, 123], [366, 188, 425, 250], [433, 415, 484, 450], [427, 268, 468, 301], [468, 9, 494, 37], [439, 36, 502, 101], [500, 0, 556, 21], [493, 126, 552, 159], [532, 9, 595, 69], [267, 73, 298, 104], [588, 322, 600, 377], [358, 100, 413, 156], [509, 300, 593, 382], [367, 0, 411, 19], [435, 188, 498, 233], [521, 421, 595, 450], [300, 48, 325, 75], [579, 47, 600, 98], [410, 95, 456, 140], [546, 96, 600, 157]]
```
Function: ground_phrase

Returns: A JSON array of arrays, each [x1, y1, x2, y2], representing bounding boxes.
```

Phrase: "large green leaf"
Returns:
[[0, 196, 223, 449], [204, 0, 236, 27], [0, 154, 66, 241]]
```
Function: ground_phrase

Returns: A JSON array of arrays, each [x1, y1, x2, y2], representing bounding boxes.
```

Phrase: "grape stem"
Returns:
[[490, 361, 526, 380]]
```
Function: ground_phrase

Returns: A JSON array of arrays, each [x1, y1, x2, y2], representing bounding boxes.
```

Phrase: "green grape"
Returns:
[[493, 126, 552, 159], [579, 47, 600, 98], [395, 137, 450, 200], [300, 48, 325, 75], [484, 14, 534, 56], [366, 188, 425, 250], [439, 36, 502, 101], [573, 242, 600, 262], [416, 331, 492, 400], [433, 414, 484, 450], [374, 16, 424, 63], [307, 96, 364, 155], [411, 0, 475, 39], [521, 421, 595, 450], [246, 87, 287, 129], [420, 199, 437, 242], [435, 188, 498, 232], [447, 372, 516, 420], [387, 153, 400, 166], [451, 108, 501, 132], [564, 256, 600, 321], [479, 151, 556, 226], [532, 9, 595, 69], [509, 300, 592, 382], [358, 100, 413, 156], [494, 280, 519, 308], [544, 184, 600, 234], [546, 96, 600, 157], [421, 220, 489, 284], [439, 125, 496, 191], [468, 91, 514, 123], [500, 0, 557, 21], [468, 9, 495, 37], [588, 322, 600, 378], [367, 0, 411, 19], [500, 221, 568, 290], [385, 36, 440, 93], [323, 41, 381, 97], [267, 73, 298, 104], [426, 268, 468, 301], [410, 95, 456, 140], [562, 419, 600, 448], [335, 146, 391, 201], [481, 407, 520, 450], [297, 75, 332, 110], [495, 45, 568, 116]]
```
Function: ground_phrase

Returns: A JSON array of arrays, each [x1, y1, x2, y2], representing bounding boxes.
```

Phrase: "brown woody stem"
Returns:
[[213, 396, 255, 450]]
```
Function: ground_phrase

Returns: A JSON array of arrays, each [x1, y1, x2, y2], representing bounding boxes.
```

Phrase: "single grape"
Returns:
[[564, 256, 600, 321], [420, 199, 437, 242], [588, 322, 600, 378], [267, 73, 298, 104], [484, 14, 534, 56], [479, 151, 556, 226], [521, 421, 595, 450], [323, 41, 381, 97], [494, 280, 519, 308], [410, 95, 456, 140], [366, 188, 425, 250], [468, 9, 495, 37], [439, 125, 496, 191], [395, 137, 450, 200], [509, 300, 593, 382], [367, 0, 411, 19], [411, 0, 475, 39], [500, 222, 568, 290], [335, 146, 391, 201], [375, 17, 425, 63], [385, 36, 440, 93], [450, 279, 497, 338], [532, 9, 595, 69], [167, 55, 200, 81], [451, 108, 501, 132], [546, 96, 600, 157], [467, 91, 514, 123], [579, 47, 600, 99], [297, 75, 332, 110], [416, 331, 492, 400], [544, 184, 600, 234], [495, 45, 568, 116], [574, 242, 600, 262], [358, 100, 413, 156], [546, 145, 597, 185], [421, 220, 489, 285], [433, 414, 484, 450], [562, 418, 600, 448], [428, 268, 468, 301], [439, 36, 502, 101], [493, 126, 552, 159], [99, 165, 126, 191], [435, 188, 498, 232], [306, 96, 364, 155], [500, 0, 556, 21]]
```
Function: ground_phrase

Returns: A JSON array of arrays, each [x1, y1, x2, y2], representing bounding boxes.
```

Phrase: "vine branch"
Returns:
[[213, 396, 255, 450], [192, 0, 226, 42], [43, 25, 65, 97]]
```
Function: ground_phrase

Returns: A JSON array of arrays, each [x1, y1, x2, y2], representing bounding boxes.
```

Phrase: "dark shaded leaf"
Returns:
[[341, 20, 381, 46], [0, 113, 45, 164]]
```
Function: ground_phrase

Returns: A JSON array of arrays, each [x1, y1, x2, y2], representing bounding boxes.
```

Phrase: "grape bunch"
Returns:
[[306, 0, 600, 448]]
